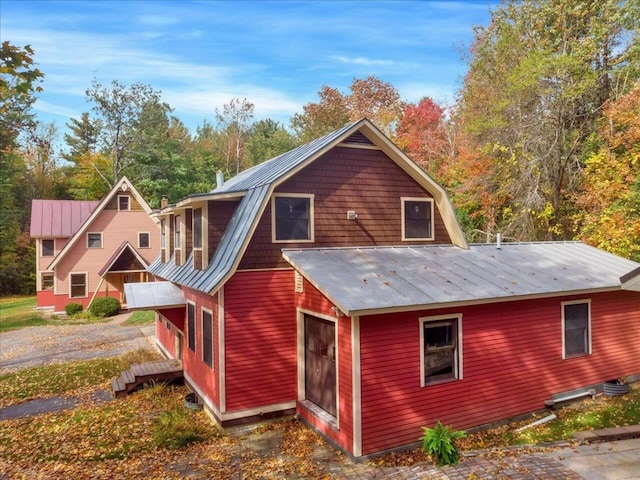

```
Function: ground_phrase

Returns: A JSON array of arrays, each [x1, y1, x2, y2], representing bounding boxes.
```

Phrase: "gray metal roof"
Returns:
[[124, 281, 186, 310], [282, 242, 640, 316]]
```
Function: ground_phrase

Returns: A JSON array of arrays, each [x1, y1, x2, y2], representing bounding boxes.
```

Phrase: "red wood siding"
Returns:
[[224, 270, 297, 412], [240, 147, 452, 270], [177, 287, 220, 409], [156, 314, 177, 358], [207, 200, 239, 262], [358, 291, 640, 456], [296, 279, 354, 454], [36, 290, 55, 308]]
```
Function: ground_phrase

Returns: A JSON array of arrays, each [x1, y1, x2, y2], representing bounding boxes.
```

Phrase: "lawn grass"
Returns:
[[0, 296, 48, 332], [122, 309, 155, 325]]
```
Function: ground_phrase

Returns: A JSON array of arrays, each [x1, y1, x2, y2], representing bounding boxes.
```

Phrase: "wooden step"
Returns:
[[111, 360, 183, 397]]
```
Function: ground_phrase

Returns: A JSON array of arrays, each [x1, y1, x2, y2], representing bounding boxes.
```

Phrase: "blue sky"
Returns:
[[2, 0, 494, 137]]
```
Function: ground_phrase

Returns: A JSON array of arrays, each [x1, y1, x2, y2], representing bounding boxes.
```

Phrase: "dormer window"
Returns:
[[272, 194, 314, 243], [118, 195, 130, 211], [193, 208, 202, 249], [402, 198, 434, 241], [174, 215, 181, 249]]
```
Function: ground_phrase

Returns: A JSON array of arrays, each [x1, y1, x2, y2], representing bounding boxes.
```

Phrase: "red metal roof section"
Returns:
[[30, 199, 100, 238]]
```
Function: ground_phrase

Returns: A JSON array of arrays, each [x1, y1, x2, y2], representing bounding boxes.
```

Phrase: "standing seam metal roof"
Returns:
[[282, 242, 640, 316]]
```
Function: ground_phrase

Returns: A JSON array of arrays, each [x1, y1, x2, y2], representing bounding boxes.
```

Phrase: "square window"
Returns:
[[563, 301, 591, 358], [41, 239, 54, 257], [138, 232, 150, 248], [202, 309, 213, 368], [87, 233, 102, 248], [118, 195, 130, 211], [421, 316, 461, 386], [187, 302, 196, 352], [403, 198, 434, 240], [193, 208, 202, 249], [42, 273, 54, 291], [273, 195, 313, 242], [70, 273, 87, 298]]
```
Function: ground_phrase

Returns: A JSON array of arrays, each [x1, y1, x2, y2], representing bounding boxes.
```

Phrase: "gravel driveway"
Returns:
[[0, 312, 156, 374]]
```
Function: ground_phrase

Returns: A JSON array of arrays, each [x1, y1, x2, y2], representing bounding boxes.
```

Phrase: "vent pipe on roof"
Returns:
[[216, 170, 225, 189], [496, 233, 502, 250]]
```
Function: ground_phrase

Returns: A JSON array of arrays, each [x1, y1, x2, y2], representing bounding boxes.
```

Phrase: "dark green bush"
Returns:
[[89, 297, 121, 317], [64, 303, 83, 316]]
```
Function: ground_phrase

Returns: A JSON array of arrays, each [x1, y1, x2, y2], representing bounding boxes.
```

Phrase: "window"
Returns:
[[202, 309, 213, 368], [70, 273, 87, 298], [118, 195, 130, 211], [87, 233, 103, 248], [41, 239, 54, 257], [563, 301, 591, 358], [402, 198, 434, 241], [138, 232, 150, 248], [193, 208, 202, 249], [160, 220, 166, 248], [420, 315, 462, 386], [174, 215, 181, 249], [272, 194, 314, 242], [41, 272, 54, 291], [187, 302, 196, 352]]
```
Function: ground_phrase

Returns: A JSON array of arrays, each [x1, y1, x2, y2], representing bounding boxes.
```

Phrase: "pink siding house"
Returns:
[[126, 119, 640, 459], [31, 177, 160, 312]]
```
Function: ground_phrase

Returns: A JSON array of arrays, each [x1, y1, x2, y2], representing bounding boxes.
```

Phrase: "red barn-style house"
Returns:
[[31, 177, 160, 312], [126, 119, 640, 459]]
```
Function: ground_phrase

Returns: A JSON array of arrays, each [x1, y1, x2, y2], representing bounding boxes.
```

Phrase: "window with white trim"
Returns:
[[187, 302, 196, 352], [174, 215, 181, 249], [272, 194, 314, 242], [41, 272, 54, 291], [402, 198, 434, 241], [118, 195, 130, 211], [160, 220, 166, 248], [562, 300, 591, 358], [69, 273, 87, 298], [202, 308, 213, 368], [193, 208, 202, 249], [138, 232, 150, 248], [41, 239, 54, 257], [420, 314, 462, 386], [87, 232, 103, 248]]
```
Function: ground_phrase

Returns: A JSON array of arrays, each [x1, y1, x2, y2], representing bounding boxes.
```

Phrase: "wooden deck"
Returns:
[[111, 360, 183, 397]]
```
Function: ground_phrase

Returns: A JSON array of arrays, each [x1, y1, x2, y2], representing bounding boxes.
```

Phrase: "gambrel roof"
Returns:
[[283, 242, 640, 316], [148, 119, 466, 294]]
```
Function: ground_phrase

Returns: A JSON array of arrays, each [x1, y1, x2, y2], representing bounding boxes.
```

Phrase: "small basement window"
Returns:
[[272, 194, 314, 242]]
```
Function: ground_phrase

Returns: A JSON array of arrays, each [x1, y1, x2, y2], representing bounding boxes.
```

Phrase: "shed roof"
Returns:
[[30, 199, 100, 238], [282, 242, 640, 316]]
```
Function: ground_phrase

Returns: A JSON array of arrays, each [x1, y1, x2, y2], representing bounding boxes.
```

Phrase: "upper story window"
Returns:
[[420, 314, 462, 386], [193, 208, 202, 249], [562, 300, 591, 359], [118, 195, 130, 211], [87, 232, 103, 249], [138, 232, 150, 248], [402, 198, 434, 241], [174, 215, 181, 249], [160, 220, 166, 248], [272, 194, 314, 243], [41, 239, 54, 257]]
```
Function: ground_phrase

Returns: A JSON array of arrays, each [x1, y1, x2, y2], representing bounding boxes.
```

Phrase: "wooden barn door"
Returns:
[[304, 315, 336, 416]]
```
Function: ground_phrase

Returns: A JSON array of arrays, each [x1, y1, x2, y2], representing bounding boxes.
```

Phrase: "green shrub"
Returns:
[[64, 303, 83, 316], [420, 421, 466, 466], [89, 297, 121, 317]]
